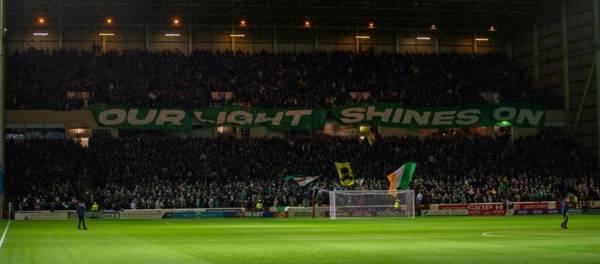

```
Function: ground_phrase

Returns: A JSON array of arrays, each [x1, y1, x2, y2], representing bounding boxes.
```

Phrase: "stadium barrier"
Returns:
[[424, 202, 559, 216], [14, 208, 281, 220], [424, 201, 593, 216], [67, 211, 120, 219], [15, 210, 73, 220], [119, 209, 163, 219], [427, 203, 506, 216], [120, 208, 246, 219], [581, 200, 600, 214], [13, 200, 600, 220], [582, 208, 600, 214], [284, 206, 329, 218], [581, 200, 600, 209], [119, 208, 283, 219], [421, 209, 468, 216], [512, 201, 558, 215]]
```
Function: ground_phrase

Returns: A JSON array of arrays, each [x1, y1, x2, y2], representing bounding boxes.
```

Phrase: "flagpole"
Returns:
[[311, 187, 317, 219], [0, 0, 6, 219]]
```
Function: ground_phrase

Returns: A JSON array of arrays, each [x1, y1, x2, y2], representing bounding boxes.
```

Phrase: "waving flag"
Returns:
[[284, 175, 320, 187], [387, 162, 417, 191], [335, 162, 355, 186]]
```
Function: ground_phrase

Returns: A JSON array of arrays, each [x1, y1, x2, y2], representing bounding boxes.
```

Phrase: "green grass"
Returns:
[[1, 215, 600, 264]]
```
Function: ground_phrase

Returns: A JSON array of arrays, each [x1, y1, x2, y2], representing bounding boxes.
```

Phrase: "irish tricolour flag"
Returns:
[[387, 162, 417, 191]]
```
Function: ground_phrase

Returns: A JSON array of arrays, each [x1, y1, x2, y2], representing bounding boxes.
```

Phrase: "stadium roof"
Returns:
[[7, 0, 559, 37]]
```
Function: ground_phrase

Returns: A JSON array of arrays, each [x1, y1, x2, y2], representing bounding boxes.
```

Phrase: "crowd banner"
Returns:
[[91, 108, 195, 130], [91, 106, 326, 130], [331, 104, 545, 128], [192, 107, 326, 130], [90, 104, 548, 130]]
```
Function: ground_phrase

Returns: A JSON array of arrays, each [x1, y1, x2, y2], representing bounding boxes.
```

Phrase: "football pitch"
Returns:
[[1, 215, 599, 264]]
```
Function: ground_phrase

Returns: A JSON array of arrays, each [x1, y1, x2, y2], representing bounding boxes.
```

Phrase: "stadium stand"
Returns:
[[8, 134, 599, 211], [4, 48, 594, 213], [7, 49, 545, 109], [5, 1, 600, 263]]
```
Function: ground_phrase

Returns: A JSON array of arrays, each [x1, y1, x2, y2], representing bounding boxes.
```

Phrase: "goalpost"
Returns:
[[328, 190, 415, 219]]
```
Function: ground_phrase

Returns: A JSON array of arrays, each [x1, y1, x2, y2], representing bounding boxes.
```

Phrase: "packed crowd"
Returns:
[[9, 134, 599, 211], [7, 49, 543, 109], [7, 139, 85, 211]]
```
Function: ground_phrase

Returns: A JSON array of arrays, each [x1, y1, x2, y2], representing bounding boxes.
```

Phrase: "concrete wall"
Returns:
[[511, 0, 600, 166]]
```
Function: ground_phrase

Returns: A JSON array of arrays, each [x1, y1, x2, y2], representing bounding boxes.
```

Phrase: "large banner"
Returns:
[[91, 107, 326, 130], [91, 104, 546, 130], [192, 107, 326, 130], [331, 104, 545, 128]]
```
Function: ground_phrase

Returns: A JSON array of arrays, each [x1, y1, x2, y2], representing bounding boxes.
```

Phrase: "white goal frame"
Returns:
[[329, 189, 415, 219]]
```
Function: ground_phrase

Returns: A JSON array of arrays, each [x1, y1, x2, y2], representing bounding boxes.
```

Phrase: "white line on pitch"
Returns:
[[0, 220, 10, 249], [482, 232, 505, 237], [482, 231, 600, 238], [4, 236, 418, 244]]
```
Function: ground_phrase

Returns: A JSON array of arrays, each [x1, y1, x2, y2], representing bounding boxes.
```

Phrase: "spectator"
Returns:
[[7, 134, 598, 210], [7, 49, 550, 109]]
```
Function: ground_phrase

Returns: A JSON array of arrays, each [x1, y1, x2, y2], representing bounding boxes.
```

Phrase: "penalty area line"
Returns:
[[481, 231, 600, 238], [0, 220, 10, 250]]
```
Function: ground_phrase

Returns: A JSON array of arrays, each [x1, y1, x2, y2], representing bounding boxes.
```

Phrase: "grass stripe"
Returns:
[[0, 216, 599, 264]]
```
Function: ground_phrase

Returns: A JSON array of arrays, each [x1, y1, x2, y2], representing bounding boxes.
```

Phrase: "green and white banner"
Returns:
[[331, 104, 545, 128], [91, 107, 326, 130], [192, 107, 327, 130], [91, 104, 546, 130]]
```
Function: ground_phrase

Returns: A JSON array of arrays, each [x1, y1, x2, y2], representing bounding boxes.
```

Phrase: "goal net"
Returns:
[[328, 189, 415, 219]]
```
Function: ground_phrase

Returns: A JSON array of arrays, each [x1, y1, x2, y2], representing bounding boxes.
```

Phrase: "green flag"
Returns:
[[284, 175, 320, 187], [387, 162, 417, 190]]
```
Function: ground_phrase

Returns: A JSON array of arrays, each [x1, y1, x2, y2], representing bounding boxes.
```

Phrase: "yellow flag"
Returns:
[[335, 162, 355, 186], [359, 125, 376, 145]]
